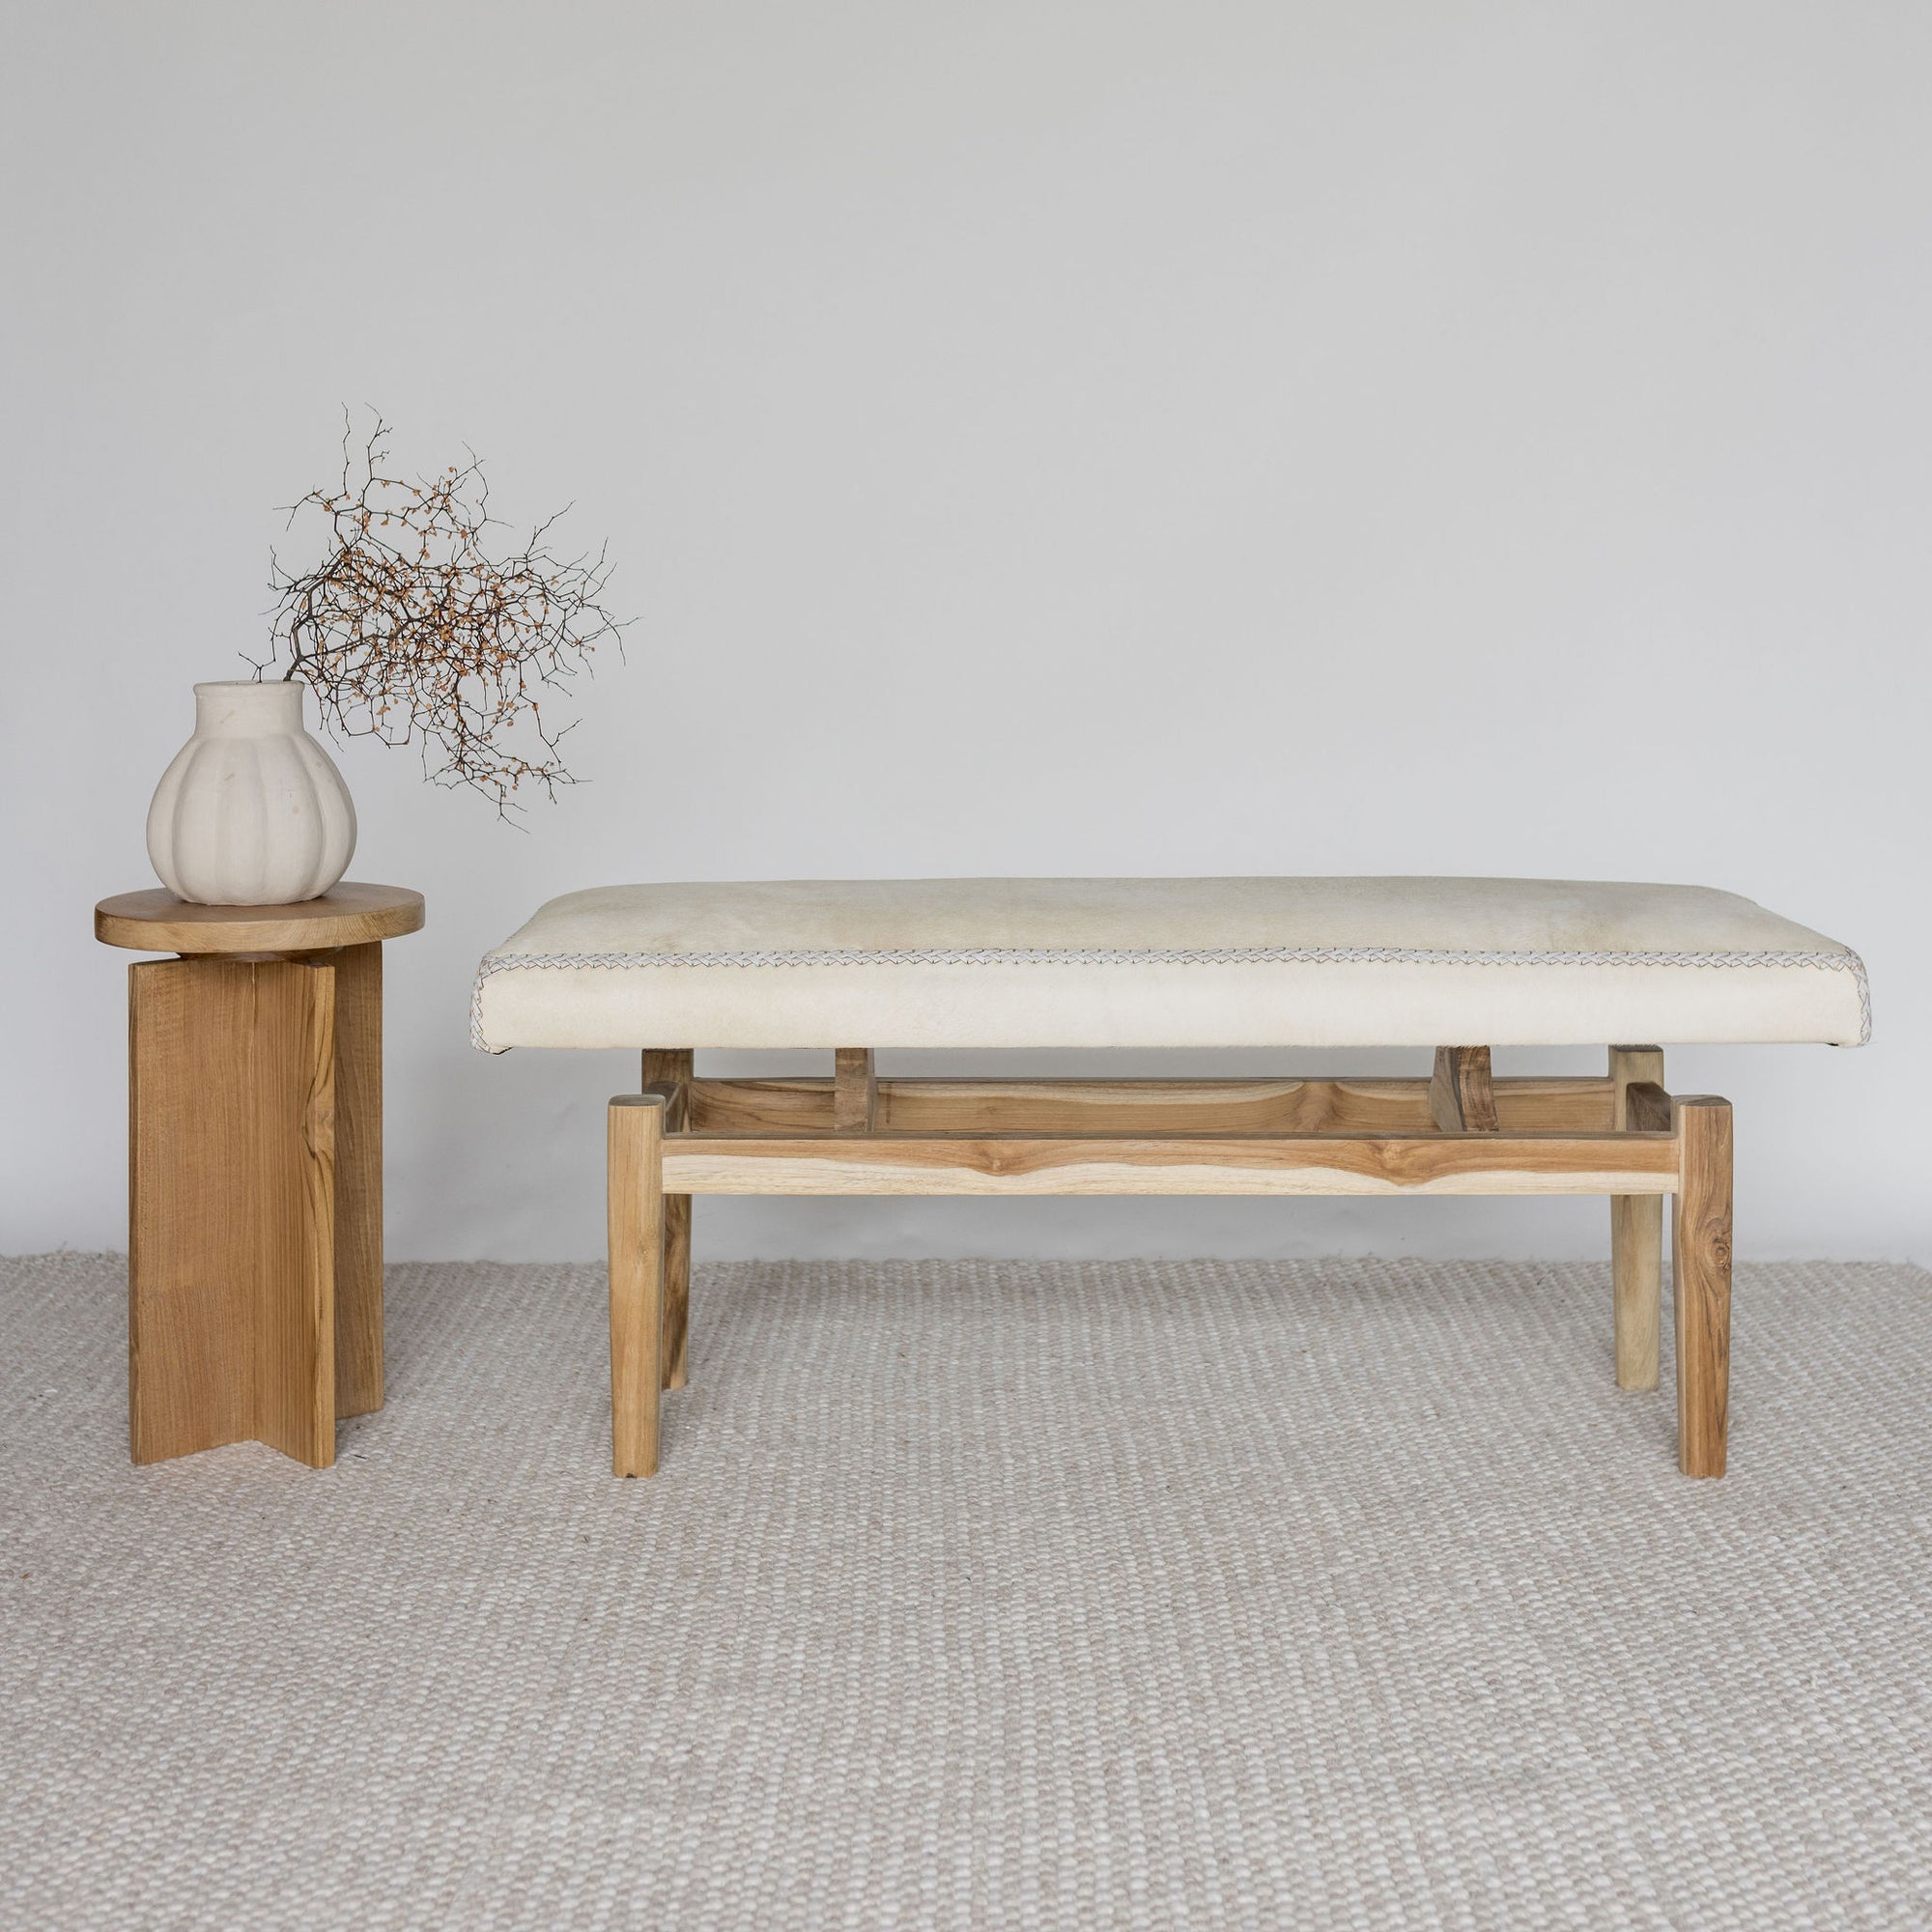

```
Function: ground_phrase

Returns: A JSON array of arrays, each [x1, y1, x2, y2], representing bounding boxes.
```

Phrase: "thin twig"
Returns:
[[250, 409, 629, 817]]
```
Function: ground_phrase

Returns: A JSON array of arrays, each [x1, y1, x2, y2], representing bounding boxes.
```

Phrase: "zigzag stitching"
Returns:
[[470, 946, 1870, 1051]]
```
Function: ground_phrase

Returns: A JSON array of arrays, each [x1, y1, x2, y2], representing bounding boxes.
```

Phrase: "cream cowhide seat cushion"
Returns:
[[472, 876, 1867, 1052]]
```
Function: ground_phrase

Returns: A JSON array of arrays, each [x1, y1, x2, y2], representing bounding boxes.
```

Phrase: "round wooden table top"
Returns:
[[96, 882, 425, 953]]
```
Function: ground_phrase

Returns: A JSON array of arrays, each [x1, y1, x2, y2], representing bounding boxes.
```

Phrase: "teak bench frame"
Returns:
[[608, 1045, 1733, 1481]]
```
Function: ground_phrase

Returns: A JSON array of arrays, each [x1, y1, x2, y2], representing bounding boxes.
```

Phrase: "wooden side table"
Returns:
[[95, 884, 425, 1467]]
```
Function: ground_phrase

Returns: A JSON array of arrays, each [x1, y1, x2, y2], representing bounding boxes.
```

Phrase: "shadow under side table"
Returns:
[[95, 884, 425, 1467]]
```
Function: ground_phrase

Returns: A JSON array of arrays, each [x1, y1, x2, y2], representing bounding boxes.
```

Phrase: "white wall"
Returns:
[[4, 0, 1926, 1264]]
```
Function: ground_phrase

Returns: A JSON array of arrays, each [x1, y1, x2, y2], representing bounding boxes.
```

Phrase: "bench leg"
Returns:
[[1673, 1095, 1733, 1477], [609, 1094, 667, 1477], [662, 1193, 692, 1391], [641, 1052, 694, 1391], [1609, 1046, 1664, 1389]]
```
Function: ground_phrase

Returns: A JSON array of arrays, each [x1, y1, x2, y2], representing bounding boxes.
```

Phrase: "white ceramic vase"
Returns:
[[146, 680, 357, 905]]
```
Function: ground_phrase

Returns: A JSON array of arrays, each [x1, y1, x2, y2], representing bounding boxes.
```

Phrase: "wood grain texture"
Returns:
[[1430, 1047, 1498, 1132], [1610, 1046, 1666, 1392], [608, 1094, 666, 1477], [640, 1050, 696, 1391], [251, 963, 337, 1466], [638, 1078, 690, 1126], [1621, 1081, 1673, 1132], [128, 959, 253, 1460], [1673, 1094, 1734, 1478], [640, 1049, 693, 1090], [686, 1077, 1619, 1137], [331, 943, 384, 1418], [660, 1192, 692, 1393], [834, 1049, 876, 1132], [660, 1133, 1678, 1197], [128, 957, 336, 1466], [98, 882, 423, 954]]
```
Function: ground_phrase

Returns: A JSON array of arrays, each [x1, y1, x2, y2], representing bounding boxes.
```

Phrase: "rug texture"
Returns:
[[2, 1252, 1928, 1931]]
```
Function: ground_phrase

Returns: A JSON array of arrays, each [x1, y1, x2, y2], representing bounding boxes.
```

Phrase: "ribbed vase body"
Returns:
[[146, 681, 357, 905]]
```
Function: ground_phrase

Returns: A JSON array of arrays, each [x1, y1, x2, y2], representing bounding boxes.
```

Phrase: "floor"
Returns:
[[3, 1251, 1928, 1930]]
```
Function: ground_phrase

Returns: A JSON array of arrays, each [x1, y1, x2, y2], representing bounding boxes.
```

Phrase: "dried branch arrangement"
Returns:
[[252, 413, 626, 813]]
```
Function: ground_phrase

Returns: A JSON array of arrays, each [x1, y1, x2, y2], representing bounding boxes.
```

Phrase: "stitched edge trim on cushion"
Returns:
[[469, 946, 1870, 1051]]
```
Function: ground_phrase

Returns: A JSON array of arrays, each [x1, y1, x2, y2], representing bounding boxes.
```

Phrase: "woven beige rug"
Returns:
[[3, 1253, 1928, 1930]]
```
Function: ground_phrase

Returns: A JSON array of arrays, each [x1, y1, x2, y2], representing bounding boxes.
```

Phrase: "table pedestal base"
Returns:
[[127, 945, 384, 1466]]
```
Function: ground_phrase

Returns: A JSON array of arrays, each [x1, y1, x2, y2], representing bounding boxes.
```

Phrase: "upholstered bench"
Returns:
[[473, 877, 1868, 1480]]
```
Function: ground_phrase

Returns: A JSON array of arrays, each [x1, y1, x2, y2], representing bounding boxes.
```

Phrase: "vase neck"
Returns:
[[192, 680, 305, 738]]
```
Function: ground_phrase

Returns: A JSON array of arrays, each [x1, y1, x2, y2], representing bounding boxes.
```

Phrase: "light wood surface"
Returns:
[[637, 1076, 691, 1125], [609, 1094, 666, 1477], [1430, 1047, 1499, 1132], [608, 1061, 1723, 1477], [331, 944, 384, 1418], [1621, 1080, 1673, 1132], [640, 1051, 695, 1389], [660, 1191, 692, 1392], [117, 898, 415, 1467], [686, 1076, 1620, 1137], [1673, 1094, 1734, 1477], [128, 957, 336, 1465], [834, 1048, 877, 1132], [660, 1132, 1678, 1197], [97, 882, 424, 954], [640, 1050, 692, 1091], [1609, 1046, 1666, 1392], [253, 962, 338, 1465]]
